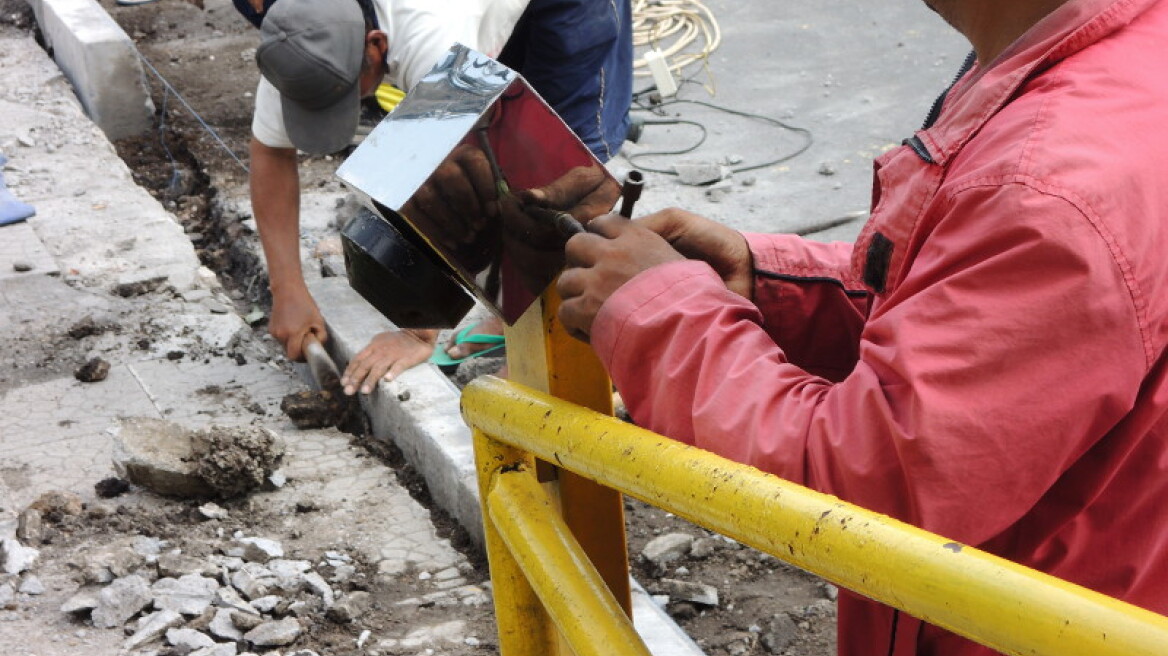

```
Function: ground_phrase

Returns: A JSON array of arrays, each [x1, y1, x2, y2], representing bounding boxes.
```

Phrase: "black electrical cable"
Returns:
[[627, 78, 814, 176]]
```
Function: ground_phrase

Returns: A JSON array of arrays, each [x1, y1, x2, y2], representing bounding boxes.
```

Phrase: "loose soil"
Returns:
[[14, 0, 841, 653]]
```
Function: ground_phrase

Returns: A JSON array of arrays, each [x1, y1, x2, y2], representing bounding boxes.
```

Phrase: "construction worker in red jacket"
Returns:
[[558, 0, 1168, 653]]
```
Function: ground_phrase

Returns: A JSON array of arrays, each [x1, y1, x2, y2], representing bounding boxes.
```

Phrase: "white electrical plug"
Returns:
[[644, 49, 678, 98]]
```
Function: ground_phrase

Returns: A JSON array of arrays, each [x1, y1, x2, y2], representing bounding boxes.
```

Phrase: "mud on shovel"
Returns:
[[280, 334, 363, 432]]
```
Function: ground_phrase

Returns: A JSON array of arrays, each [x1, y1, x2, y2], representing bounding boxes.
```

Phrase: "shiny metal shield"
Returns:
[[337, 44, 620, 326]]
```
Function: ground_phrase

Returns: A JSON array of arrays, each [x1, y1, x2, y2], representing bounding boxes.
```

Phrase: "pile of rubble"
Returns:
[[4, 490, 492, 656], [638, 530, 838, 655]]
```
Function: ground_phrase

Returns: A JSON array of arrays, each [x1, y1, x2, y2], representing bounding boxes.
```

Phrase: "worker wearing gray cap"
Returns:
[[243, 0, 631, 393]]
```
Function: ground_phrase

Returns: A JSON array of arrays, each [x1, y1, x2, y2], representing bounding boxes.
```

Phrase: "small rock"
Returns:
[[199, 501, 228, 518], [74, 357, 111, 383], [132, 536, 166, 557], [166, 627, 216, 650], [818, 162, 837, 176], [690, 537, 717, 559], [15, 509, 42, 544], [12, 261, 32, 273], [29, 490, 84, 516], [0, 582, 15, 609], [301, 571, 334, 607], [249, 595, 281, 613], [824, 583, 838, 601], [18, 574, 44, 595], [230, 609, 264, 631], [92, 575, 152, 628], [1, 539, 39, 574], [244, 617, 302, 647], [124, 609, 184, 650], [325, 591, 372, 623], [657, 578, 718, 607], [761, 613, 799, 654], [673, 161, 731, 186], [642, 533, 694, 568]]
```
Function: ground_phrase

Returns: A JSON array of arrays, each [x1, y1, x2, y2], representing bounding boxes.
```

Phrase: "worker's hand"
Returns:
[[639, 208, 754, 300], [269, 286, 327, 362], [341, 329, 439, 395], [557, 214, 686, 342]]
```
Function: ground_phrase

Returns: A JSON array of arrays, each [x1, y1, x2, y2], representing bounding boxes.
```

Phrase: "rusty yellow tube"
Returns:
[[462, 376, 1168, 656], [487, 467, 653, 656]]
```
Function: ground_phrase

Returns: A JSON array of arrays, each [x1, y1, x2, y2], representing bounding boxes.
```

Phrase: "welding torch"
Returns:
[[554, 170, 644, 237]]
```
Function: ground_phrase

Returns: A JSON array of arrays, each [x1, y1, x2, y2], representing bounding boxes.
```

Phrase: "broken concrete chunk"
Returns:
[[18, 574, 44, 595], [265, 559, 310, 579], [1, 539, 39, 574], [209, 607, 244, 641], [92, 575, 152, 628], [231, 609, 264, 631], [214, 585, 258, 615], [61, 587, 101, 614], [124, 608, 184, 650], [191, 643, 240, 656], [230, 563, 277, 600], [673, 161, 731, 186], [244, 617, 302, 647], [166, 627, 216, 651], [642, 533, 694, 568], [657, 578, 719, 607], [236, 537, 283, 563], [15, 509, 42, 544], [249, 595, 281, 613], [325, 591, 372, 623], [301, 571, 334, 607], [158, 552, 217, 578], [112, 417, 215, 499], [151, 574, 220, 615]]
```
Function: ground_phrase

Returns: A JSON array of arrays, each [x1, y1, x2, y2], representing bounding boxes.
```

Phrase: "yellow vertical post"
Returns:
[[504, 291, 632, 614], [472, 429, 557, 655]]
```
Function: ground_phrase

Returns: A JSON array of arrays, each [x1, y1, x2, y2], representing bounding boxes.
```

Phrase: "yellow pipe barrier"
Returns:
[[462, 376, 1168, 656], [487, 466, 654, 656], [473, 429, 557, 655]]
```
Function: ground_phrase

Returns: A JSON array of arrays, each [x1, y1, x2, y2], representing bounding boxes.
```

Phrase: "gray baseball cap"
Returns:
[[256, 0, 366, 155]]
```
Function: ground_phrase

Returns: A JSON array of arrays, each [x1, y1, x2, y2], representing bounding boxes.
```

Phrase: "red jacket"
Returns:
[[592, 0, 1168, 653]]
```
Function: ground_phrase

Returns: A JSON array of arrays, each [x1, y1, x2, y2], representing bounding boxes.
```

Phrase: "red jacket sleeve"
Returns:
[[591, 183, 1145, 546]]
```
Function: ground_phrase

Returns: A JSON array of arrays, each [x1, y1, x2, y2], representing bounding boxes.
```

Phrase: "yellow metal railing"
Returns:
[[464, 374, 1168, 656]]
